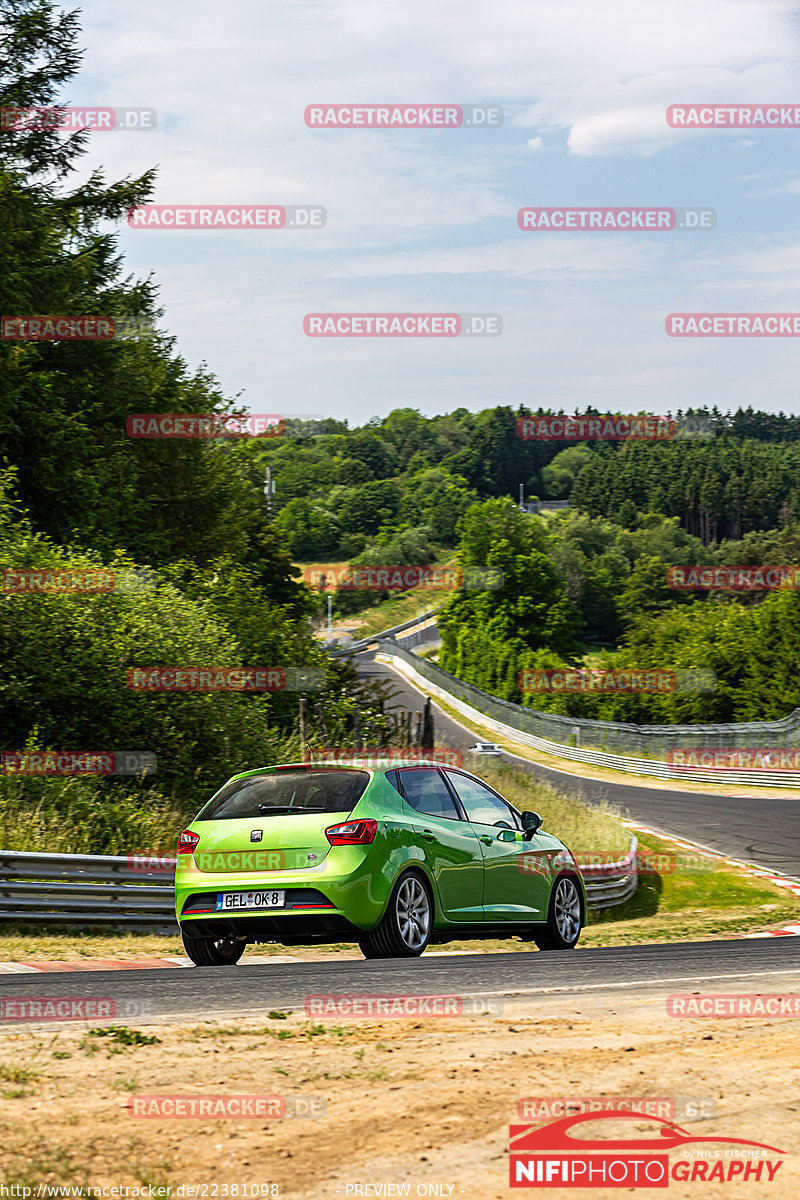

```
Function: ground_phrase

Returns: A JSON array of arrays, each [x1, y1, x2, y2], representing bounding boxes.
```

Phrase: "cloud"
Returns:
[[52, 0, 800, 421]]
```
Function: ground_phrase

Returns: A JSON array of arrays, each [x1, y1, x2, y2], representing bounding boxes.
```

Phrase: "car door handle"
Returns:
[[421, 830, 436, 843], [479, 835, 494, 846]]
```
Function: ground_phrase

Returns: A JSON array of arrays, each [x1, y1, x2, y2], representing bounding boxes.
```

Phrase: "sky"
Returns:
[[65, 0, 800, 425]]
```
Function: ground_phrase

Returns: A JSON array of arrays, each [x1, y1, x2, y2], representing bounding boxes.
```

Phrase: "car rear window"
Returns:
[[196, 769, 369, 820]]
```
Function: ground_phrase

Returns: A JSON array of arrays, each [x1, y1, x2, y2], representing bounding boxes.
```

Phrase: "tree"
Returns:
[[0, 0, 266, 569], [541, 443, 594, 499], [274, 497, 342, 559], [339, 480, 401, 535]]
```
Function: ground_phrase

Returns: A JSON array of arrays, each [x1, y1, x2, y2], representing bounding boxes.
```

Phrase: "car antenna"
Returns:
[[299, 718, 319, 764]]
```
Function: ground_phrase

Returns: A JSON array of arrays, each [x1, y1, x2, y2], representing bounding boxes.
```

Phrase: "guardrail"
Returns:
[[0, 838, 637, 928], [580, 837, 639, 908], [519, 500, 570, 513], [0, 850, 176, 927], [329, 608, 440, 656], [378, 644, 800, 789]]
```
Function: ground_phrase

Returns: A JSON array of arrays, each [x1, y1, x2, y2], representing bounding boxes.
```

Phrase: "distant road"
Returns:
[[357, 651, 800, 880]]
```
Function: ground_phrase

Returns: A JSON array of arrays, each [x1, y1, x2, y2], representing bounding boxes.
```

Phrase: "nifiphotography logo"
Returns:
[[509, 1111, 785, 1187]]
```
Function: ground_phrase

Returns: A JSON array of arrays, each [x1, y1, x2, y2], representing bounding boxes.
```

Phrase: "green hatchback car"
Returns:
[[175, 761, 586, 965]]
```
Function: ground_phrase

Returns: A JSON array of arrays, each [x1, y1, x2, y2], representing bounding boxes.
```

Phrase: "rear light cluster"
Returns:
[[325, 818, 377, 846], [177, 829, 200, 854]]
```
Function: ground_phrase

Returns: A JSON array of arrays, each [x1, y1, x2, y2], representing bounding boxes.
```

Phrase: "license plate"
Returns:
[[216, 890, 285, 911]]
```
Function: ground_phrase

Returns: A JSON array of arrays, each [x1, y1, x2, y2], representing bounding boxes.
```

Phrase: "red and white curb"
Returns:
[[0, 955, 304, 974], [0, 948, 481, 974], [625, 819, 800, 937]]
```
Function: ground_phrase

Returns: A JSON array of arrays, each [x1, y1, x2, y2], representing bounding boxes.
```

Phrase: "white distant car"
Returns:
[[468, 742, 503, 757]]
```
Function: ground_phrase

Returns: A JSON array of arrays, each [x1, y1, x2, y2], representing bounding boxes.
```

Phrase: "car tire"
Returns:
[[357, 939, 384, 959], [358, 870, 433, 959], [181, 930, 247, 966], [532, 874, 582, 951]]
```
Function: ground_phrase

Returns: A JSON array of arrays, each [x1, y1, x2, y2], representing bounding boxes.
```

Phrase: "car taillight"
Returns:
[[177, 829, 200, 854], [325, 818, 377, 846]]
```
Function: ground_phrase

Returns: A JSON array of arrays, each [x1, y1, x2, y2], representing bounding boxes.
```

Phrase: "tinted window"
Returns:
[[197, 770, 369, 820], [444, 772, 519, 828], [399, 768, 461, 821]]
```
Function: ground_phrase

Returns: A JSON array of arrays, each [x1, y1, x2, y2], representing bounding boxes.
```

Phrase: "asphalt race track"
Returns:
[[357, 651, 800, 880], [2, 938, 800, 1024]]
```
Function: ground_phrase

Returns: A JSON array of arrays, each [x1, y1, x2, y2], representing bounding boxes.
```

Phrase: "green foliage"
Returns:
[[399, 468, 478, 542], [339, 480, 402, 535], [572, 437, 800, 544], [88, 1027, 160, 1046], [547, 510, 709, 642], [0, 469, 386, 812], [541, 443, 594, 499], [274, 497, 342, 559], [438, 499, 581, 698]]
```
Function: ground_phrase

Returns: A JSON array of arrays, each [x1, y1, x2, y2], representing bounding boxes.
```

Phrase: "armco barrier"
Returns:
[[328, 597, 800, 758], [0, 839, 636, 928], [579, 837, 639, 907], [378, 643, 800, 789], [334, 611, 800, 762], [0, 849, 176, 927], [329, 608, 440, 656]]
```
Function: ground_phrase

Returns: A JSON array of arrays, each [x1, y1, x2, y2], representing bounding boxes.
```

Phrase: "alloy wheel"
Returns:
[[396, 875, 431, 950], [554, 877, 581, 944]]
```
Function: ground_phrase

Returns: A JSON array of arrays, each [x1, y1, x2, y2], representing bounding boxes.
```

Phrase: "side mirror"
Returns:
[[521, 810, 543, 840]]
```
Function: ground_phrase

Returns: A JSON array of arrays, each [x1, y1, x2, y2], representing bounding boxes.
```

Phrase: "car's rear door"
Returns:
[[397, 767, 484, 923], [442, 770, 550, 921]]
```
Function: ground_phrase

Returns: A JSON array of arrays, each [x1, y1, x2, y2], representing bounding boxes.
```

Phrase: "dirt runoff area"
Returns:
[[1, 977, 798, 1199]]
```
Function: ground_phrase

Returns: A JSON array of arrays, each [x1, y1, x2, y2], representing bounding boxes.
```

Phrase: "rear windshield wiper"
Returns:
[[253, 804, 339, 815]]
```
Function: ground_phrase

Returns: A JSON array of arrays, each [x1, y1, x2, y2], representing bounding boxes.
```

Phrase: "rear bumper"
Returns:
[[180, 912, 361, 942], [175, 850, 389, 937]]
